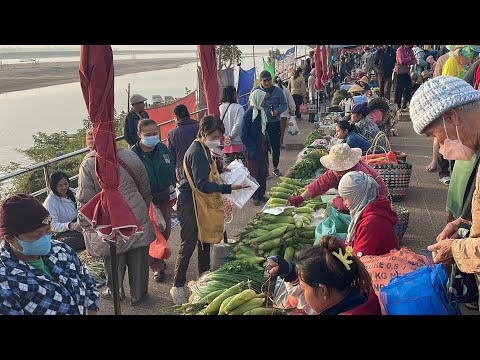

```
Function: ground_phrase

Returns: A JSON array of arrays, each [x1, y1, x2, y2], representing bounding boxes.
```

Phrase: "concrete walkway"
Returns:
[[98, 111, 478, 315]]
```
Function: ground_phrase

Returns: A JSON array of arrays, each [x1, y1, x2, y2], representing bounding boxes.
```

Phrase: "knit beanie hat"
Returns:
[[0, 194, 51, 236], [409, 75, 480, 135]]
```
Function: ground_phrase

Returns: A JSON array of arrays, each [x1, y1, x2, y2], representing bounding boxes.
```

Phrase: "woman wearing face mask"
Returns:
[[266, 236, 381, 315], [338, 171, 398, 258], [43, 171, 85, 251], [132, 119, 176, 283], [171, 115, 249, 305], [0, 194, 99, 315]]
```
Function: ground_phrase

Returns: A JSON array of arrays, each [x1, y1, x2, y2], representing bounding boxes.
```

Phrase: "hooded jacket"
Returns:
[[352, 194, 398, 257]]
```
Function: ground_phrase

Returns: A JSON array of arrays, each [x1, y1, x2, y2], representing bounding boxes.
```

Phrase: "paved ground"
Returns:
[[97, 107, 478, 315]]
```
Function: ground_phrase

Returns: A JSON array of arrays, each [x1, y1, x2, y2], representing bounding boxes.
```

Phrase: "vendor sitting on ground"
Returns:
[[348, 102, 387, 149], [0, 194, 99, 315], [338, 171, 398, 257], [288, 144, 388, 212], [266, 236, 381, 315], [336, 118, 372, 153], [43, 171, 84, 251], [356, 76, 371, 91]]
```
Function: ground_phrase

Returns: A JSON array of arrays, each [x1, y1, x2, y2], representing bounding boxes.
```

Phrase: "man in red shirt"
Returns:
[[288, 143, 388, 209]]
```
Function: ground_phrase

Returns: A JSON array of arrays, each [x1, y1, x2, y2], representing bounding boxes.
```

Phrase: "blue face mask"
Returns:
[[142, 135, 160, 147], [14, 234, 52, 256]]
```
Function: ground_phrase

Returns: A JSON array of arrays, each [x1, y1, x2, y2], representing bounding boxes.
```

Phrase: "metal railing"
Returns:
[[0, 91, 251, 199]]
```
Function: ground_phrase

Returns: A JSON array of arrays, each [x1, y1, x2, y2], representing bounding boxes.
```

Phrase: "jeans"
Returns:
[[267, 121, 281, 169], [438, 152, 454, 178], [292, 94, 303, 119], [394, 74, 412, 109]]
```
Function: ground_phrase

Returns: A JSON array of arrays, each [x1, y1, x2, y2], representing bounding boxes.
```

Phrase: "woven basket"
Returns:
[[392, 205, 409, 241], [367, 133, 413, 202]]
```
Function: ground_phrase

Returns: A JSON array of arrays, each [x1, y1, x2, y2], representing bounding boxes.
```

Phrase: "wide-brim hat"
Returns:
[[348, 83, 364, 93], [359, 76, 369, 83], [320, 143, 362, 171]]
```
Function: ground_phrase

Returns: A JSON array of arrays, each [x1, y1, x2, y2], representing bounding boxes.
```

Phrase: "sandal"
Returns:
[[154, 271, 166, 283]]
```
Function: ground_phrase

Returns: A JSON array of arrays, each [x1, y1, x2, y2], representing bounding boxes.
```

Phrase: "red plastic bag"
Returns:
[[148, 202, 171, 260], [363, 151, 398, 165]]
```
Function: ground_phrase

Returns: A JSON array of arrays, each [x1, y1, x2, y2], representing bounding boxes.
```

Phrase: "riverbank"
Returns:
[[0, 57, 197, 94]]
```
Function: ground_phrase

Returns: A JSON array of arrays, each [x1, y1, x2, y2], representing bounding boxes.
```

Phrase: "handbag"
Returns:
[[183, 141, 224, 244], [396, 63, 409, 75]]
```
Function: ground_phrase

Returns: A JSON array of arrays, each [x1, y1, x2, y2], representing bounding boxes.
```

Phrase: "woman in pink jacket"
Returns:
[[394, 45, 416, 111], [288, 143, 388, 212]]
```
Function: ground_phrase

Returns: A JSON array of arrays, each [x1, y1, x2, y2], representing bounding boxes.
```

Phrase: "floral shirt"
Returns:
[[0, 240, 99, 315]]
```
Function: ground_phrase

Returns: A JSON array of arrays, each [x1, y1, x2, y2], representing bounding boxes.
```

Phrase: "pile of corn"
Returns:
[[175, 281, 285, 315], [231, 177, 326, 264]]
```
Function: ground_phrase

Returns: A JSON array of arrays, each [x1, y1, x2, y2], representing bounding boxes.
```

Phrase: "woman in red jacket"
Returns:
[[267, 236, 381, 315], [338, 171, 398, 257]]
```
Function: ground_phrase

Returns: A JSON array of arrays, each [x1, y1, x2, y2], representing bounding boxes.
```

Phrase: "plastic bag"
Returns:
[[224, 175, 259, 209], [380, 264, 461, 315], [314, 206, 351, 244], [151, 203, 166, 232], [221, 160, 259, 209], [148, 202, 171, 260], [287, 116, 300, 136], [360, 247, 428, 313]]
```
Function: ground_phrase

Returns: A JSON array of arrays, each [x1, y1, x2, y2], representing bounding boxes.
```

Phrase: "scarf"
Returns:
[[249, 90, 268, 134], [338, 171, 379, 244], [450, 46, 475, 75]]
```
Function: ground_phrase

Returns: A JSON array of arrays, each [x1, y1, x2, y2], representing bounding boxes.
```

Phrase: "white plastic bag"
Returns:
[[224, 175, 259, 209], [287, 115, 300, 136], [220, 159, 259, 209], [152, 205, 166, 232]]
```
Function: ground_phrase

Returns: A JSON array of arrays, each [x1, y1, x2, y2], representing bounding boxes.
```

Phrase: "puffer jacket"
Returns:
[[452, 160, 480, 286], [76, 148, 154, 258]]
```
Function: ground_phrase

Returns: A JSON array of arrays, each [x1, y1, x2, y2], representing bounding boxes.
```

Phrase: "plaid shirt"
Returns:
[[0, 240, 99, 315], [355, 116, 387, 149]]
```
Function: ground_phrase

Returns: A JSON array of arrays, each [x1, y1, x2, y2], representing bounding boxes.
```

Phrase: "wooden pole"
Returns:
[[295, 45, 297, 70]]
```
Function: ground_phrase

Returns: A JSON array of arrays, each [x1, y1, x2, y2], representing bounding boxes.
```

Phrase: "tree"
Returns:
[[267, 48, 281, 64], [215, 45, 242, 70], [0, 110, 128, 201]]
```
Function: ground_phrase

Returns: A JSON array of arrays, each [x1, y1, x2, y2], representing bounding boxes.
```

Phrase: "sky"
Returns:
[[0, 45, 300, 53]]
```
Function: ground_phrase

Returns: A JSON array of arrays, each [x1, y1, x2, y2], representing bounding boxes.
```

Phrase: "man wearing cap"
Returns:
[[287, 143, 388, 210], [124, 94, 150, 147], [252, 70, 287, 177], [0, 194, 100, 315], [409, 75, 480, 311]]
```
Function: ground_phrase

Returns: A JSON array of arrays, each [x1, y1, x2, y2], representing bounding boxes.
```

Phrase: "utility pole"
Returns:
[[126, 83, 130, 113]]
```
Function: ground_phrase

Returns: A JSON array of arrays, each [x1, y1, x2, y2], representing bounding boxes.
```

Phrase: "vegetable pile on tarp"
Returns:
[[177, 280, 287, 315]]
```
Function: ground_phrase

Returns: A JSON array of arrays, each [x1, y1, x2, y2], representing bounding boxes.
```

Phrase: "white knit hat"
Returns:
[[410, 76, 480, 135]]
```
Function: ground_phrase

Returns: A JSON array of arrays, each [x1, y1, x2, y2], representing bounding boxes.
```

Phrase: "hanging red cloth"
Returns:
[[197, 45, 220, 117], [314, 45, 323, 91], [78, 45, 141, 241]]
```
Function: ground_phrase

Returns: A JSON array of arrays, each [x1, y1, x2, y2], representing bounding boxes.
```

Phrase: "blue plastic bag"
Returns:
[[379, 264, 461, 315], [314, 206, 351, 244]]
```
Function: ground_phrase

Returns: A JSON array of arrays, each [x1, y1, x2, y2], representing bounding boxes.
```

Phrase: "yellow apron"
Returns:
[[183, 140, 224, 244]]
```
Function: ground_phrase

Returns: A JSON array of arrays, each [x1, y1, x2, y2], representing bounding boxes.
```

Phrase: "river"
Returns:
[[0, 55, 261, 170]]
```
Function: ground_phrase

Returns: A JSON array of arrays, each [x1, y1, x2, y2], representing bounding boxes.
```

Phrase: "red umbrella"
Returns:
[[78, 45, 141, 314], [197, 45, 220, 117]]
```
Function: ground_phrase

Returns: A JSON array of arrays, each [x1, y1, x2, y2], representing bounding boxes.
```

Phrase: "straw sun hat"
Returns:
[[320, 143, 362, 171]]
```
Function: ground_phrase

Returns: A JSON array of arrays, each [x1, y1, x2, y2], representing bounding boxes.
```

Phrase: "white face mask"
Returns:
[[439, 117, 475, 161], [204, 139, 221, 149]]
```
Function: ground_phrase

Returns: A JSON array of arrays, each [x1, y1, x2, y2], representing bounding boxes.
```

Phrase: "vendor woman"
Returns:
[[288, 144, 388, 210]]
